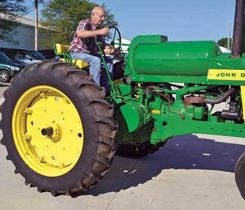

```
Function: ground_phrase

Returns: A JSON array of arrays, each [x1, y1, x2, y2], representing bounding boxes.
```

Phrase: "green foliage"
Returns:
[[218, 37, 232, 49], [0, 0, 28, 43], [40, 0, 117, 48]]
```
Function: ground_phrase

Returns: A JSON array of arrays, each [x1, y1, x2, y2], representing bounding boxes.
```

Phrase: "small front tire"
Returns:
[[116, 141, 167, 158], [235, 152, 245, 199]]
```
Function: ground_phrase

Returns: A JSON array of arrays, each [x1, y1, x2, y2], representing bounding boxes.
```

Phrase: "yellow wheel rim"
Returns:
[[12, 85, 84, 177]]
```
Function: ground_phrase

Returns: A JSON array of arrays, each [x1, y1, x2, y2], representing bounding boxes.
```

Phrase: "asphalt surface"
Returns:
[[0, 83, 245, 210]]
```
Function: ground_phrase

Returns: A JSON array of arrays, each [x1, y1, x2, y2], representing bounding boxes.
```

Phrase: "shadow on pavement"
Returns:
[[88, 134, 245, 196]]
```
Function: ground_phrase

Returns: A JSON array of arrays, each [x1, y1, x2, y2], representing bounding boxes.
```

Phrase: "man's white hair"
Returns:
[[91, 6, 105, 14]]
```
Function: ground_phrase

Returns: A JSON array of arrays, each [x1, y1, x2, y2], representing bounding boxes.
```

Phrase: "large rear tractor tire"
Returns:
[[235, 152, 245, 199], [0, 61, 117, 196]]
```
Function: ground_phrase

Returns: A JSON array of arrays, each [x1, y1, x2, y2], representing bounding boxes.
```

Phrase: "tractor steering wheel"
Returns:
[[103, 26, 122, 60]]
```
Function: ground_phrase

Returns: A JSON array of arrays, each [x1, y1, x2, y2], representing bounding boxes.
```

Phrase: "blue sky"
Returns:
[[28, 0, 235, 42], [91, 0, 235, 41]]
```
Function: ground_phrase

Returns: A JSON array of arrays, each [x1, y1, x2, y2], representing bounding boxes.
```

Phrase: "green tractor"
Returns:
[[1, 0, 245, 198]]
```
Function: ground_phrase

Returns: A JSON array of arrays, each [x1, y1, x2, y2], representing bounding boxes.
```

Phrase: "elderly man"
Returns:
[[69, 6, 114, 86]]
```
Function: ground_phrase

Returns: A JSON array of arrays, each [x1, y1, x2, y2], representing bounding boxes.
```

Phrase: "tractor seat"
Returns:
[[54, 43, 89, 70]]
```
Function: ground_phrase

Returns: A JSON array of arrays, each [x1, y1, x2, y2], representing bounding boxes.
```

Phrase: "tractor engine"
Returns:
[[115, 35, 245, 146]]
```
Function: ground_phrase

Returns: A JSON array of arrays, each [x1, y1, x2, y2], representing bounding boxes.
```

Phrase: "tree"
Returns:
[[218, 37, 232, 50], [40, 0, 117, 48], [0, 0, 28, 43]]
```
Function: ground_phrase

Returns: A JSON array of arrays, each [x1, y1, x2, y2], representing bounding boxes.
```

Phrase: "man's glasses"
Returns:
[[94, 13, 105, 19]]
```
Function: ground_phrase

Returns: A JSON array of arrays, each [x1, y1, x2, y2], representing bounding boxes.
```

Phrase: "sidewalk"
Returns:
[[0, 134, 245, 210]]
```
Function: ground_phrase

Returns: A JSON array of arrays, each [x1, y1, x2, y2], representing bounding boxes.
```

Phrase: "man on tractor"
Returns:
[[69, 6, 116, 88]]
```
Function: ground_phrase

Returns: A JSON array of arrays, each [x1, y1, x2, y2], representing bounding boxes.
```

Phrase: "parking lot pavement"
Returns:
[[0, 86, 245, 210], [0, 83, 9, 99]]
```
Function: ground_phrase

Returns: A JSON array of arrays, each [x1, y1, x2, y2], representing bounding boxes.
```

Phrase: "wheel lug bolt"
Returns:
[[24, 108, 33, 115], [23, 134, 32, 141]]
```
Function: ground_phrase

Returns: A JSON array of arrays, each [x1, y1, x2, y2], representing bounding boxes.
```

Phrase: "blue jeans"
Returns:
[[70, 52, 113, 88]]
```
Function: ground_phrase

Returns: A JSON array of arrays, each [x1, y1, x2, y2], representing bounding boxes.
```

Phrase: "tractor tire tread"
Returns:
[[0, 61, 117, 196]]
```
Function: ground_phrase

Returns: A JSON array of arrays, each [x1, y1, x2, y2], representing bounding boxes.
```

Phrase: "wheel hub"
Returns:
[[0, 72, 8, 81], [41, 123, 61, 143]]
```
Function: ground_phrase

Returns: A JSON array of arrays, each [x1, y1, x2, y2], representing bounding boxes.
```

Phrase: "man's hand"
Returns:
[[99, 27, 109, 35]]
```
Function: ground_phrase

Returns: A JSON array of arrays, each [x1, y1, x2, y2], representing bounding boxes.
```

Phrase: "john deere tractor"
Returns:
[[1, 0, 245, 198]]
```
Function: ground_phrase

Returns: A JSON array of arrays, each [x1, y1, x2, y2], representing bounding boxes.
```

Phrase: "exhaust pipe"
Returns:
[[231, 0, 245, 57]]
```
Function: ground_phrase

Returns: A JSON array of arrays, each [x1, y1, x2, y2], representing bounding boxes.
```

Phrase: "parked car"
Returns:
[[0, 51, 26, 82], [38, 49, 55, 59], [0, 48, 48, 66], [14, 50, 47, 65]]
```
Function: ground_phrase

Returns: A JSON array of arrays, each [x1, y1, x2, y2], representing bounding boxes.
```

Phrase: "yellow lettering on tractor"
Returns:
[[208, 69, 245, 81]]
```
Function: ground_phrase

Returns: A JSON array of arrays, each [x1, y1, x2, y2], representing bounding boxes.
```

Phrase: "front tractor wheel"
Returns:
[[0, 61, 117, 196], [116, 141, 166, 158], [235, 152, 245, 199]]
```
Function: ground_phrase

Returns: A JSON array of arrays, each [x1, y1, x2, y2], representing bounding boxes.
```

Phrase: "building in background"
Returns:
[[0, 14, 52, 50]]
